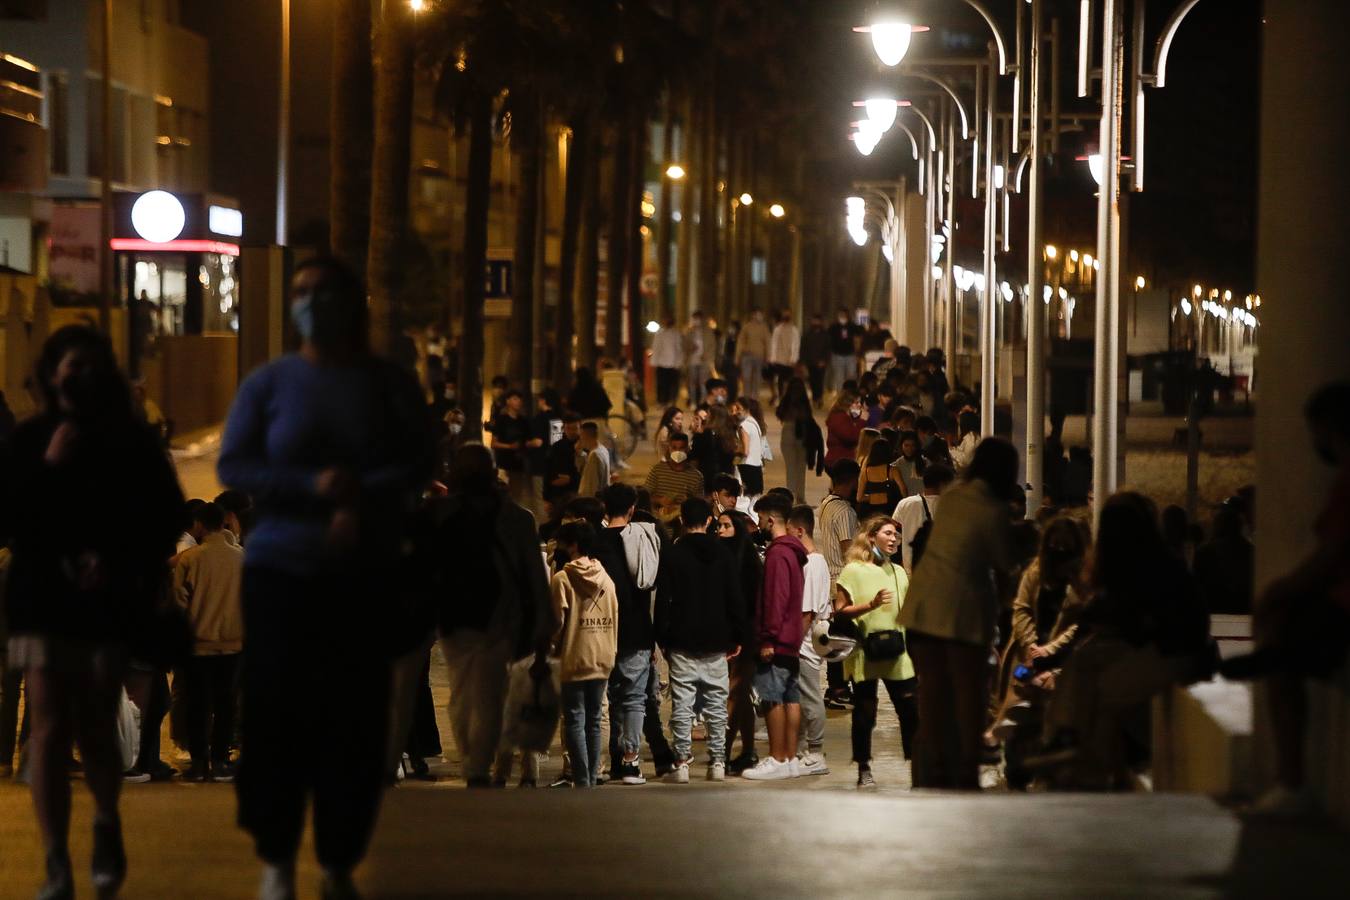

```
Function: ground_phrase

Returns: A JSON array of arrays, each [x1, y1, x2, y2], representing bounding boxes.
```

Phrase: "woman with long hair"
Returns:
[[775, 378, 823, 503], [833, 516, 919, 789], [693, 404, 739, 490], [716, 508, 763, 773], [950, 410, 981, 470], [2, 325, 184, 898], [218, 258, 433, 898], [892, 430, 927, 498], [731, 397, 767, 505], [654, 407, 684, 462], [900, 437, 1019, 790], [856, 435, 907, 519], [825, 390, 867, 468]]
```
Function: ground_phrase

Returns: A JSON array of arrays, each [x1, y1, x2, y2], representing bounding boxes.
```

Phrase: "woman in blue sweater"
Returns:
[[218, 258, 432, 900]]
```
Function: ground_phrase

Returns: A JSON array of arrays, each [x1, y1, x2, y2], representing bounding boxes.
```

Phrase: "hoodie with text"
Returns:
[[551, 557, 619, 682]]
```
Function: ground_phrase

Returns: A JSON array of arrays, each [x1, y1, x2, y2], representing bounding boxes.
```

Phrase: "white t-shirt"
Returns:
[[799, 553, 833, 663], [176, 532, 198, 555], [893, 492, 941, 572], [740, 416, 764, 467]]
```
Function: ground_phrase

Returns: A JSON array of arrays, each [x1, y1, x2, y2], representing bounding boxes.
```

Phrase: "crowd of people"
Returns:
[[1, 255, 1346, 899]]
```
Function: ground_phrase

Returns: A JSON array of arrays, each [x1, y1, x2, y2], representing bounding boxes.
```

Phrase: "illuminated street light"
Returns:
[[646, 320, 661, 334], [1070, 249, 1080, 262], [1181, 298, 1192, 316], [865, 97, 900, 132], [769, 203, 786, 218], [1087, 153, 1104, 186], [1135, 275, 1146, 290], [409, 0, 426, 11], [1045, 245, 1058, 260], [739, 192, 753, 206], [868, 22, 914, 66], [665, 164, 686, 180], [1193, 284, 1203, 298], [1223, 289, 1232, 301]]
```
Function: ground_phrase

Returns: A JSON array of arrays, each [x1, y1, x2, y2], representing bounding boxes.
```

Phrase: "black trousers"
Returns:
[[850, 676, 919, 765], [656, 368, 680, 405], [180, 654, 240, 765], [238, 567, 391, 870], [136, 671, 170, 771], [808, 365, 826, 404]]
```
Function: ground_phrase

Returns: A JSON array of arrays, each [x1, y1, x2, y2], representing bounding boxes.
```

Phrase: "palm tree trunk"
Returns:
[[509, 91, 542, 392], [655, 96, 675, 322], [626, 109, 649, 375], [553, 110, 596, 387], [697, 82, 718, 324], [606, 120, 631, 361], [330, 0, 373, 277], [576, 138, 603, 372], [366, 0, 414, 357], [458, 91, 493, 440]]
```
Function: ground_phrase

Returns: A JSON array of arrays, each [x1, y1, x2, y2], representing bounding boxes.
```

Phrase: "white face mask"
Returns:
[[669, 450, 688, 464], [448, 423, 462, 436]]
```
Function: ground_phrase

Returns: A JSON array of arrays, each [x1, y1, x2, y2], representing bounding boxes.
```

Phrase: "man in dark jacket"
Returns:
[[799, 316, 832, 405], [654, 498, 745, 782], [743, 493, 808, 781]]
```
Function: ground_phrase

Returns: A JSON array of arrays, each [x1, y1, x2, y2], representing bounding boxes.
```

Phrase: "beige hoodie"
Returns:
[[551, 557, 618, 682]]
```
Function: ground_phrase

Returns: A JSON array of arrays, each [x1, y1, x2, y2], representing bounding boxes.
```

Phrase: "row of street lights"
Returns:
[[844, 0, 1212, 522]]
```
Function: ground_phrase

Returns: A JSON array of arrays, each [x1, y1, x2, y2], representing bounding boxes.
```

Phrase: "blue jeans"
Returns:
[[668, 651, 729, 764], [561, 678, 607, 787], [606, 650, 651, 759], [829, 354, 856, 392], [753, 658, 801, 707]]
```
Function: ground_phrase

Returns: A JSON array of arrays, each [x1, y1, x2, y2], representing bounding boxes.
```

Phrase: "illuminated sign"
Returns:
[[208, 205, 243, 237]]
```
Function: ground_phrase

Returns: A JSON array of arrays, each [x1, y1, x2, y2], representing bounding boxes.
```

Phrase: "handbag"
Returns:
[[862, 629, 906, 660]]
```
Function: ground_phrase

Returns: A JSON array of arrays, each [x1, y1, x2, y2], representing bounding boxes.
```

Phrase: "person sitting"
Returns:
[[1194, 503, 1254, 614], [1037, 492, 1211, 790]]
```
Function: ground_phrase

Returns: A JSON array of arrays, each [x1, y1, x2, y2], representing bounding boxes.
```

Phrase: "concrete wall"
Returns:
[[1253, 0, 1350, 823]]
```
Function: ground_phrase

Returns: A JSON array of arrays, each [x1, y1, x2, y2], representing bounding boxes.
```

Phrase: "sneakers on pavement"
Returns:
[[211, 761, 238, 783], [856, 767, 877, 790], [617, 758, 646, 785], [727, 752, 759, 776], [258, 862, 296, 900], [797, 752, 830, 776], [707, 761, 726, 782], [787, 757, 801, 778], [741, 757, 793, 781], [665, 761, 690, 784], [121, 768, 152, 784], [180, 763, 209, 783]]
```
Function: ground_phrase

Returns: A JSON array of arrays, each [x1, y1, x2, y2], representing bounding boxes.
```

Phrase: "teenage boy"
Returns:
[[576, 422, 611, 497], [599, 484, 657, 785], [654, 498, 745, 783], [550, 522, 619, 788], [742, 494, 807, 780], [711, 473, 754, 518], [786, 505, 832, 775], [817, 460, 860, 709]]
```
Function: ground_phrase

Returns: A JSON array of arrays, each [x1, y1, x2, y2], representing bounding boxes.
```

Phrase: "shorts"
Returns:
[[753, 657, 801, 707], [738, 464, 765, 496]]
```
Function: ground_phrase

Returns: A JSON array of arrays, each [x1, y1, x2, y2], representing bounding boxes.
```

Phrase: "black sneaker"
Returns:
[[146, 760, 177, 782], [547, 775, 574, 789], [181, 763, 209, 783], [616, 758, 646, 785], [727, 752, 759, 776], [211, 761, 237, 783]]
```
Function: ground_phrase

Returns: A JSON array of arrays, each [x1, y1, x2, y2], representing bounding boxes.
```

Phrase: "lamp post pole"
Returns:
[[980, 46, 997, 437], [276, 0, 291, 246], [99, 0, 112, 332], [1025, 0, 1047, 512], [1091, 0, 1124, 525]]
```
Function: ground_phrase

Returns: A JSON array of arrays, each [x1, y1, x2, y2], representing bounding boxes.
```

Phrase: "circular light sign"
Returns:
[[131, 190, 186, 243]]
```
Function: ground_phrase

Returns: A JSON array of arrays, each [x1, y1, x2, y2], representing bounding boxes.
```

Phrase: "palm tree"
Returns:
[[330, 0, 373, 277], [366, 0, 415, 357], [508, 88, 544, 392]]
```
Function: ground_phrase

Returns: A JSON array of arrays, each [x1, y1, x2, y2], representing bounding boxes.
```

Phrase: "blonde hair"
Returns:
[[844, 515, 901, 565], [855, 428, 881, 465]]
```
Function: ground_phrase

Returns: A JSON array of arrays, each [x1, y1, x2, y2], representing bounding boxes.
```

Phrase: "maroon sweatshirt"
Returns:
[[757, 534, 808, 657]]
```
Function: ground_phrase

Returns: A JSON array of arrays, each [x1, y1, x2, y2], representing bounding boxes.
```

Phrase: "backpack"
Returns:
[[620, 521, 661, 591], [909, 495, 934, 568]]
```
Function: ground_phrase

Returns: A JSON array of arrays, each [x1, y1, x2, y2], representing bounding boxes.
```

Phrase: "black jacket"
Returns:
[[655, 532, 745, 655], [598, 526, 655, 654]]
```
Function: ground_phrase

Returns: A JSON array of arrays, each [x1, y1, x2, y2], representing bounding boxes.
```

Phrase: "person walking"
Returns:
[[576, 422, 611, 498], [776, 378, 824, 504], [684, 312, 716, 406], [490, 389, 534, 513], [549, 522, 619, 789], [732, 397, 767, 507], [655, 498, 745, 783], [900, 438, 1018, 790], [827, 309, 860, 392], [736, 310, 772, 401], [1, 325, 184, 899], [825, 391, 867, 468], [217, 258, 433, 898], [799, 316, 831, 406], [433, 444, 552, 787], [172, 501, 244, 783], [651, 318, 684, 405], [834, 517, 918, 789], [768, 311, 801, 405]]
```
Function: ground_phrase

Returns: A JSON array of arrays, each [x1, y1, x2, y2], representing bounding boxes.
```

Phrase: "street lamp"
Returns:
[[769, 203, 786, 219], [665, 164, 686, 180], [1135, 275, 1146, 290], [1045, 244, 1058, 260], [739, 192, 753, 206], [864, 97, 900, 132]]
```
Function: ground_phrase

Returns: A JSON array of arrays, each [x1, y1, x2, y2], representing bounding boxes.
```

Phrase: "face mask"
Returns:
[[669, 450, 688, 464], [448, 423, 462, 436], [849, 407, 862, 418], [291, 290, 356, 348], [872, 544, 886, 564]]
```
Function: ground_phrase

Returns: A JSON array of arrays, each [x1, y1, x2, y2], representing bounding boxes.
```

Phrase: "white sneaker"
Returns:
[[258, 862, 296, 900], [741, 757, 792, 781], [797, 752, 830, 776], [664, 761, 690, 784], [788, 757, 801, 778], [707, 761, 726, 782]]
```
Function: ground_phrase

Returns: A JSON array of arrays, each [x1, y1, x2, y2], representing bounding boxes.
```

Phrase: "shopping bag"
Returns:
[[501, 654, 561, 754]]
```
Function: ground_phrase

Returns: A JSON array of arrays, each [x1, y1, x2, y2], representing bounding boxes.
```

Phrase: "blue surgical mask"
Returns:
[[290, 292, 317, 342]]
